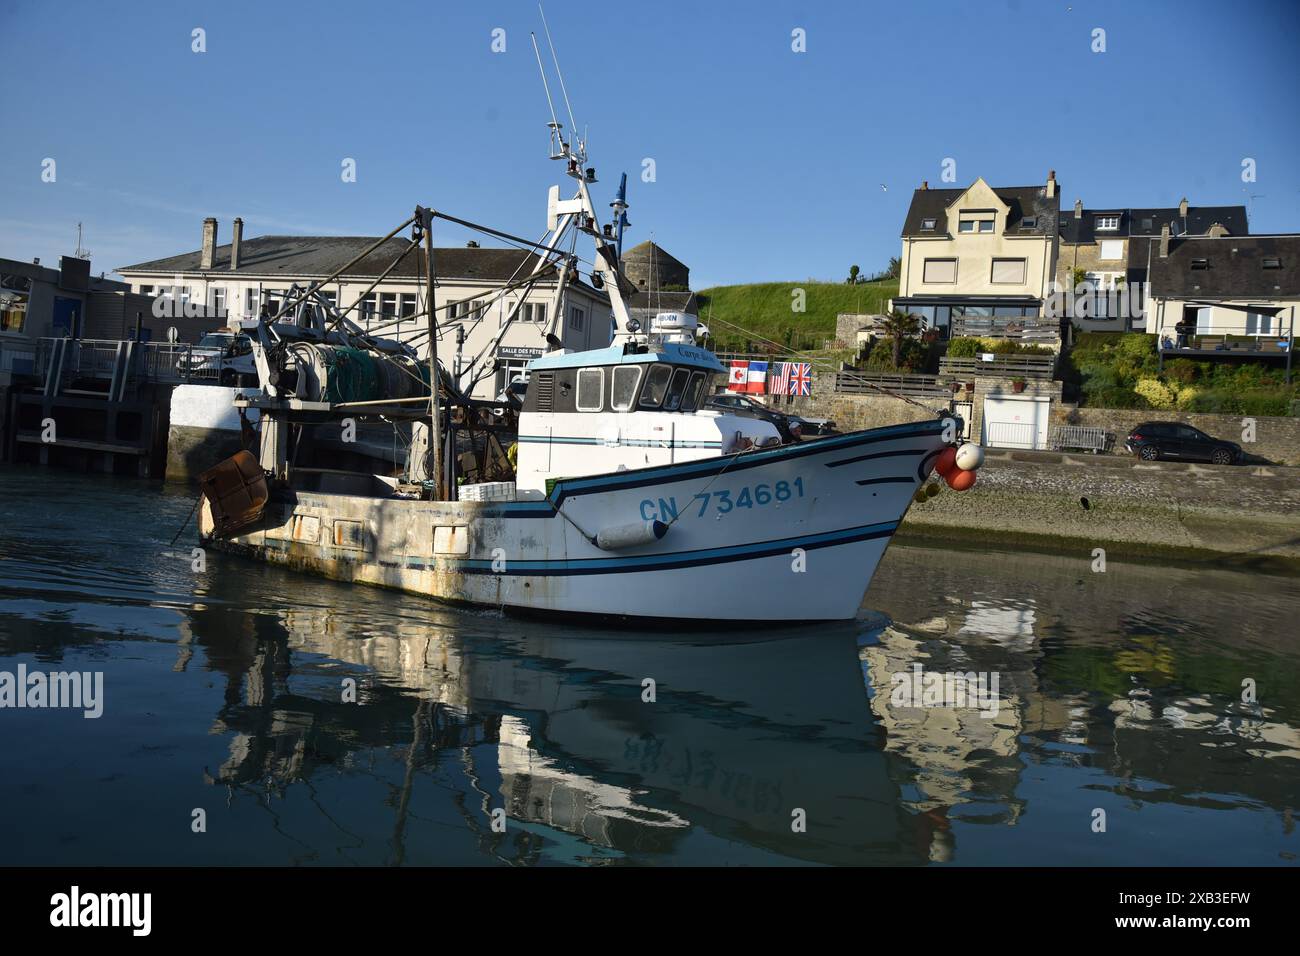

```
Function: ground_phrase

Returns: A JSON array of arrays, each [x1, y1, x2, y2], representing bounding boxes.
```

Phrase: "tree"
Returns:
[[847, 264, 860, 285], [887, 256, 901, 279], [880, 309, 921, 368]]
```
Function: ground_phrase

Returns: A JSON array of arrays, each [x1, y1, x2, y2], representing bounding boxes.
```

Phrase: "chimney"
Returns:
[[920, 180, 928, 191], [230, 217, 243, 271], [1046, 170, 1056, 199], [1159, 223, 1170, 258], [1178, 196, 1188, 218], [200, 217, 218, 270], [1074, 198, 1083, 219]]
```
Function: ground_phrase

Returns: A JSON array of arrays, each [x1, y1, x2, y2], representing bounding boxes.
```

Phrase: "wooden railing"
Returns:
[[939, 354, 1057, 380], [951, 316, 1060, 341], [834, 371, 951, 399]]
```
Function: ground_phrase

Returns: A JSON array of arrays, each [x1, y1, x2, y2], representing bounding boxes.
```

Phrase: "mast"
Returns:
[[419, 206, 444, 499]]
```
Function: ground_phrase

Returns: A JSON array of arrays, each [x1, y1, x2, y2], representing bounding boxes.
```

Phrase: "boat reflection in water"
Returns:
[[184, 586, 936, 865]]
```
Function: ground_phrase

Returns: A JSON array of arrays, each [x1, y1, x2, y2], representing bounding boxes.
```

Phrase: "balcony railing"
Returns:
[[35, 338, 221, 388], [939, 354, 1057, 380]]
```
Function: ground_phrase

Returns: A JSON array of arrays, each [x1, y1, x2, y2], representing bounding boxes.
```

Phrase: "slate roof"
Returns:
[[627, 290, 698, 314], [117, 236, 553, 283], [1060, 205, 1248, 244], [1147, 235, 1300, 300], [621, 240, 687, 270], [901, 184, 1060, 238]]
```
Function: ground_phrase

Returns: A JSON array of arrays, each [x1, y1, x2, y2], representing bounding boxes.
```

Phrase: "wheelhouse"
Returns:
[[521, 342, 725, 416]]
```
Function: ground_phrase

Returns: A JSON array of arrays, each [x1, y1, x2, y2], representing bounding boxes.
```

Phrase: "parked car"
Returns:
[[705, 393, 803, 443], [177, 332, 257, 386], [1125, 421, 1242, 465]]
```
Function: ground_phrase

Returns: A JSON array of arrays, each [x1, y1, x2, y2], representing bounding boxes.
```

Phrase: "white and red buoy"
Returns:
[[935, 442, 984, 491]]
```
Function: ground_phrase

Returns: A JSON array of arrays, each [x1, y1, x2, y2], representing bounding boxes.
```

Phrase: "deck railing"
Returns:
[[938, 354, 1057, 380]]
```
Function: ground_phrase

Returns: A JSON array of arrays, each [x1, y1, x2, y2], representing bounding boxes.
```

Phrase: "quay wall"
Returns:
[[897, 448, 1300, 569]]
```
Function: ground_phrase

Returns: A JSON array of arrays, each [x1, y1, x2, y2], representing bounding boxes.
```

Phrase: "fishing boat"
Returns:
[[195, 35, 982, 625]]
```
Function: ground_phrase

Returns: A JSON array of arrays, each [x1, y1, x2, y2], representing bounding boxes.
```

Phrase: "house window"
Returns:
[[400, 293, 417, 317], [380, 293, 398, 318], [576, 367, 604, 411], [245, 289, 259, 313], [0, 273, 32, 333], [923, 258, 958, 283], [990, 258, 1027, 284], [1099, 240, 1124, 260], [1191, 258, 1210, 271], [569, 306, 585, 331], [1141, 218, 1154, 231], [1245, 310, 1274, 336], [1021, 216, 1037, 228], [522, 302, 547, 323], [208, 286, 226, 311], [611, 365, 642, 411], [1095, 215, 1120, 231], [958, 214, 995, 233], [321, 291, 337, 309], [920, 218, 937, 231], [1262, 257, 1281, 269], [358, 293, 376, 323]]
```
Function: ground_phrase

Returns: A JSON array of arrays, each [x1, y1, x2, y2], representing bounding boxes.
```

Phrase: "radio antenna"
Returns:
[[530, 32, 562, 145], [538, 4, 579, 158]]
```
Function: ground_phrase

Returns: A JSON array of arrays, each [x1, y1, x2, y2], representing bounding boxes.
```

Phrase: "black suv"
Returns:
[[1125, 421, 1242, 465], [705, 393, 802, 443]]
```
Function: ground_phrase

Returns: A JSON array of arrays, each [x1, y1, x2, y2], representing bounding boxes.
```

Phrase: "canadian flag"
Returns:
[[727, 361, 749, 391]]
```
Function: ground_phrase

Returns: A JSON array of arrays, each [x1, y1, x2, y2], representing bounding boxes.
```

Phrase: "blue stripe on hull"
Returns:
[[447, 520, 899, 576]]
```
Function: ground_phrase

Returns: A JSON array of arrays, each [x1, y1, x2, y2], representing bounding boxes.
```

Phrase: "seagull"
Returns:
[[879, 183, 887, 191]]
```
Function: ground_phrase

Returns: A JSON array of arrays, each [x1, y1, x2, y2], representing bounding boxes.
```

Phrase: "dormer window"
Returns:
[[958, 212, 995, 234], [921, 218, 937, 231], [1021, 216, 1037, 228], [1095, 215, 1120, 231], [1191, 258, 1210, 271], [1262, 257, 1282, 269]]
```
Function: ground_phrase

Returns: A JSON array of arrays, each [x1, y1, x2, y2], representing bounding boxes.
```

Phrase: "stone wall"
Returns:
[[899, 448, 1300, 568], [1051, 404, 1300, 466]]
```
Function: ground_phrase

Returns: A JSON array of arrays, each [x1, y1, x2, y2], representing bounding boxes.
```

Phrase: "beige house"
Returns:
[[892, 173, 1061, 341], [116, 218, 613, 399]]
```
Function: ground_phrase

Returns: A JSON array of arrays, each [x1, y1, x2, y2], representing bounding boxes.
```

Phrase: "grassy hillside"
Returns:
[[696, 279, 897, 351]]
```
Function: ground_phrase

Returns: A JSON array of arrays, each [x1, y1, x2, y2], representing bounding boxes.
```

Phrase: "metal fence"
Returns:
[[35, 338, 220, 387], [1050, 425, 1114, 454]]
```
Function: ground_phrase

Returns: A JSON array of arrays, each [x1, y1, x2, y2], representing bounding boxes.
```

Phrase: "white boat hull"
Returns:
[[203, 417, 952, 623]]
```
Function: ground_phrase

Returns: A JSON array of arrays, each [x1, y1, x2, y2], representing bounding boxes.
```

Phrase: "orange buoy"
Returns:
[[934, 447, 959, 477], [945, 468, 977, 491]]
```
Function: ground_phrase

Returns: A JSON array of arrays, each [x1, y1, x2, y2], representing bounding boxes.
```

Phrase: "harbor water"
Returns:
[[1, 466, 1296, 866]]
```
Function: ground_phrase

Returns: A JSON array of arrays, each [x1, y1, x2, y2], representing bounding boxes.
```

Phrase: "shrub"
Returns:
[[946, 337, 982, 358], [1134, 378, 1177, 409], [1163, 359, 1199, 385]]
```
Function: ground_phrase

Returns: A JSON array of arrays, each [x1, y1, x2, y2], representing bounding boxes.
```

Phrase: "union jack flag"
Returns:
[[770, 362, 812, 396]]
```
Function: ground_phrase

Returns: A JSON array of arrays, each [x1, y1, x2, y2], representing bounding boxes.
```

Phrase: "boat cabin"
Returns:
[[514, 341, 778, 495]]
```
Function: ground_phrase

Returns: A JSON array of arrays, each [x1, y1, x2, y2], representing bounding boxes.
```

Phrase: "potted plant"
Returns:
[[964, 381, 975, 393], [1011, 376, 1027, 393]]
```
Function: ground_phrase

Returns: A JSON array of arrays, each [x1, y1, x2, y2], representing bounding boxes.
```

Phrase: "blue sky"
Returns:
[[2, 0, 1298, 288]]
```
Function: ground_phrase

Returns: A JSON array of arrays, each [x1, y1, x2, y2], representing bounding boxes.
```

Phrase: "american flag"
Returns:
[[770, 362, 812, 396]]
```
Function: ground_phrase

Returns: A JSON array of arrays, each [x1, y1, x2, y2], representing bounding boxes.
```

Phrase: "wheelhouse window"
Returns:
[[576, 367, 604, 412], [681, 371, 708, 411], [611, 365, 642, 411], [662, 368, 692, 411], [639, 365, 672, 408]]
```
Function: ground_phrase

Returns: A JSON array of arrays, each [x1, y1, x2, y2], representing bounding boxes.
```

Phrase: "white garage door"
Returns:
[[981, 396, 1050, 449]]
